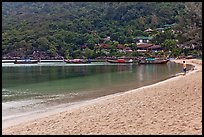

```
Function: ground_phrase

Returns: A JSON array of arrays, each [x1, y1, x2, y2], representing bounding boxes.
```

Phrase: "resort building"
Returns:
[[144, 28, 154, 34], [147, 44, 162, 52], [156, 28, 165, 32], [135, 36, 153, 44], [137, 43, 162, 52]]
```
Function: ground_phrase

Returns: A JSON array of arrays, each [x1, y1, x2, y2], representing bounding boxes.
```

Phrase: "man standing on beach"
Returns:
[[183, 61, 186, 76]]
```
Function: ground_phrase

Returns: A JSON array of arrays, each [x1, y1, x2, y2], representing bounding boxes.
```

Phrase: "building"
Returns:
[[135, 36, 153, 44], [147, 45, 162, 52], [137, 43, 162, 52], [156, 28, 165, 32], [144, 28, 154, 34], [137, 43, 153, 50]]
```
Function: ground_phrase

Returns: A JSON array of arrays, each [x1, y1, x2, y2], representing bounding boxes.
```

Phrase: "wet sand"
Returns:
[[2, 59, 202, 135]]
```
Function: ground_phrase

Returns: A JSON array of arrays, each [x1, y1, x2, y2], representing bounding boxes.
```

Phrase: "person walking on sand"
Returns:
[[183, 61, 186, 76]]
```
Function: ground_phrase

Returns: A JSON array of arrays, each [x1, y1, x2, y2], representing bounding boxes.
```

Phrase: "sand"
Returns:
[[2, 59, 202, 135]]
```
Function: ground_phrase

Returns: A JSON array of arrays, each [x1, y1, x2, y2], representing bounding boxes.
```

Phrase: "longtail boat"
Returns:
[[138, 58, 169, 64], [65, 59, 91, 64], [14, 59, 39, 64], [107, 59, 133, 63]]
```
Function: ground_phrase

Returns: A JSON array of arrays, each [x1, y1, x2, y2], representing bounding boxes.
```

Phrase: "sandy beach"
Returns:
[[2, 59, 202, 135]]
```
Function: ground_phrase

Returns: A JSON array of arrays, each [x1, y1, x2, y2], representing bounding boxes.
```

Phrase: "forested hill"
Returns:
[[2, 2, 202, 59]]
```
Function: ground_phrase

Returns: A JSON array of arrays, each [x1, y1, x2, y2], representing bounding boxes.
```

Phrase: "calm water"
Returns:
[[2, 61, 191, 122], [2, 61, 183, 102]]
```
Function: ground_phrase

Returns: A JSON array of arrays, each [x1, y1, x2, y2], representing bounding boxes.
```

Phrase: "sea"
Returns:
[[2, 61, 193, 128]]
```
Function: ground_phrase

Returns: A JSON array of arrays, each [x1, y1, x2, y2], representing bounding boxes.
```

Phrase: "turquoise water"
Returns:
[[3, 61, 193, 123], [2, 61, 185, 104]]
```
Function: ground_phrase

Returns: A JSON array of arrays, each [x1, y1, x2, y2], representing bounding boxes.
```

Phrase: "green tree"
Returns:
[[170, 48, 182, 58], [84, 47, 94, 58], [137, 16, 145, 30], [65, 49, 71, 59], [36, 37, 49, 51], [48, 43, 57, 56], [176, 2, 202, 51], [152, 30, 175, 45], [161, 39, 177, 51], [151, 14, 159, 28], [113, 41, 119, 47], [129, 43, 137, 50]]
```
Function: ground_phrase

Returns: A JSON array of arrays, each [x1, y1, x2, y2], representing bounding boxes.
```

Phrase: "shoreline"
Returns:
[[2, 59, 202, 135]]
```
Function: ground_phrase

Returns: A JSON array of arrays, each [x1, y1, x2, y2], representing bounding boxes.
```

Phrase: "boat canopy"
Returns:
[[146, 58, 155, 61]]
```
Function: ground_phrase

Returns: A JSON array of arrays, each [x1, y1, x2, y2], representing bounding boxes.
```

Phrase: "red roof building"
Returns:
[[137, 43, 153, 50], [137, 43, 162, 51], [116, 44, 125, 49], [147, 45, 162, 50]]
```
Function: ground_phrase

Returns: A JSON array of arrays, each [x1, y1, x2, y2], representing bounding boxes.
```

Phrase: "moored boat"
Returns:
[[107, 59, 133, 63], [65, 59, 91, 64], [138, 58, 169, 64], [14, 59, 39, 64]]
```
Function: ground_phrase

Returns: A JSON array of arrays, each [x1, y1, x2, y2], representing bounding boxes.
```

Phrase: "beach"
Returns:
[[2, 59, 202, 135]]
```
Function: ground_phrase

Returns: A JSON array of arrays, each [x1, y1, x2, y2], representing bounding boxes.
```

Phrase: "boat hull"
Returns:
[[14, 61, 38, 64], [138, 60, 169, 64], [65, 59, 91, 64], [107, 60, 133, 63], [65, 61, 91, 64]]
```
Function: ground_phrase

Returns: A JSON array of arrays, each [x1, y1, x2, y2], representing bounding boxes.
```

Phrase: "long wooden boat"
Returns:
[[14, 60, 39, 64], [138, 58, 169, 64], [107, 59, 133, 63], [65, 59, 91, 64]]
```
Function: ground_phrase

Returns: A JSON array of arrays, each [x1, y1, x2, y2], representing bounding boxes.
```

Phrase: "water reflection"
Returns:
[[2, 62, 183, 103]]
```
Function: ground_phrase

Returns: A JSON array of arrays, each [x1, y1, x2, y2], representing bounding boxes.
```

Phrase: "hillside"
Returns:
[[2, 2, 202, 59]]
